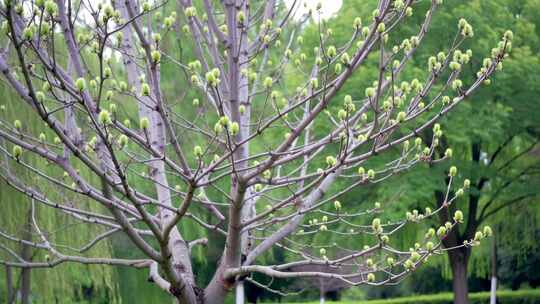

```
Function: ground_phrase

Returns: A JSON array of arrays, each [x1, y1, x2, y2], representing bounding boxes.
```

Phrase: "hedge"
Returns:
[[280, 289, 540, 304]]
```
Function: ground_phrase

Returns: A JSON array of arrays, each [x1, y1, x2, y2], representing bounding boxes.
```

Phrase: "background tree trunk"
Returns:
[[319, 289, 325, 304], [20, 208, 33, 304], [490, 236, 498, 304], [236, 281, 245, 304], [5, 265, 14, 304], [449, 250, 470, 304]]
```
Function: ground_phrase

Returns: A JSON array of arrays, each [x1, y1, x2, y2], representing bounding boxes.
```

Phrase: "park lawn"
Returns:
[[278, 289, 540, 304]]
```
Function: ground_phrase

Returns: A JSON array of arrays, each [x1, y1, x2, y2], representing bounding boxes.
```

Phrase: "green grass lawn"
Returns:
[[277, 289, 540, 304]]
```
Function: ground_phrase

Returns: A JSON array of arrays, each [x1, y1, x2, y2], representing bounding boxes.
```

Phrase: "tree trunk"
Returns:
[[319, 290, 325, 304], [490, 237, 498, 304], [5, 265, 14, 304], [236, 281, 245, 304], [449, 251, 470, 304], [19, 207, 33, 304]]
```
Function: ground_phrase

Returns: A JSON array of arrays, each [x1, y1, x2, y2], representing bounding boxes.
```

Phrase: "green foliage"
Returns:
[[281, 289, 540, 304], [0, 84, 119, 302]]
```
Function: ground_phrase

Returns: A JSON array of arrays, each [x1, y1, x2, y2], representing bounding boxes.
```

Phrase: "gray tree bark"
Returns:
[[449, 249, 470, 304], [5, 265, 14, 304], [20, 208, 33, 304]]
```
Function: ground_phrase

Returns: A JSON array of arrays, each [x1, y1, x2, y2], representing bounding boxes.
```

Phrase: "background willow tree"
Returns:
[[0, 82, 120, 303], [0, 0, 512, 303]]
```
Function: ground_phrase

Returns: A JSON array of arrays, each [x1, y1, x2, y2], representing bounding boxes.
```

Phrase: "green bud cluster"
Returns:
[[458, 18, 474, 37], [310, 77, 319, 89], [405, 7, 413, 17], [365, 87, 375, 98], [12, 145, 23, 158], [327, 46, 337, 58], [22, 26, 36, 40], [13, 119, 21, 130], [453, 210, 464, 223], [326, 156, 337, 167], [372, 218, 382, 233], [394, 0, 405, 10], [452, 79, 463, 91], [353, 17, 362, 30], [229, 121, 239, 135], [483, 226, 493, 237], [98, 109, 111, 124], [377, 22, 386, 33], [237, 11, 246, 24], [185, 6, 197, 18], [410, 78, 422, 93], [449, 166, 457, 177], [444, 148, 453, 158], [206, 68, 221, 87], [188, 60, 202, 71], [164, 15, 176, 28], [404, 259, 414, 270], [193, 145, 203, 157], [425, 228, 436, 238], [263, 76, 273, 89], [141, 83, 150, 96], [437, 226, 447, 238], [139, 117, 149, 129], [410, 251, 421, 263], [474, 231, 484, 242], [104, 67, 112, 78], [396, 111, 407, 122], [151, 50, 161, 63], [343, 95, 355, 113], [44, 0, 58, 16], [118, 134, 128, 148], [219, 116, 230, 126], [427, 56, 442, 72], [75, 78, 86, 92]]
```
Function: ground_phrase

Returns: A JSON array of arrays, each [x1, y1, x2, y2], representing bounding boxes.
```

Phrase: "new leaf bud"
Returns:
[[140, 117, 149, 129], [453, 210, 464, 223], [449, 166, 457, 177], [75, 78, 86, 92], [437, 226, 447, 238], [12, 145, 22, 158], [483, 226, 493, 237], [193, 145, 203, 157], [98, 110, 111, 124], [229, 122, 239, 135]]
